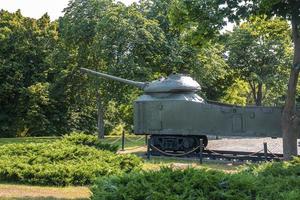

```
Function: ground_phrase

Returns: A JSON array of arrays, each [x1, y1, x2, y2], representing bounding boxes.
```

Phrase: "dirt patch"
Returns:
[[118, 146, 147, 154], [0, 184, 90, 199]]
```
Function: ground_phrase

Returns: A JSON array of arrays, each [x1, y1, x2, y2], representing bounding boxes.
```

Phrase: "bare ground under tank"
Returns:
[[206, 137, 300, 154]]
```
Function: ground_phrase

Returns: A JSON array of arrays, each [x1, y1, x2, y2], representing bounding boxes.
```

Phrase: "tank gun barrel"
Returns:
[[80, 68, 147, 89]]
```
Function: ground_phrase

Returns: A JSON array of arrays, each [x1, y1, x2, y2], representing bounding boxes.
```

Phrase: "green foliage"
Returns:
[[248, 0, 300, 21], [91, 168, 256, 200], [92, 158, 300, 200], [137, 0, 199, 74], [241, 158, 300, 200], [169, 0, 227, 47], [0, 9, 97, 137], [0, 10, 59, 137], [62, 132, 119, 152], [0, 137, 141, 186], [108, 123, 126, 136], [221, 79, 250, 106], [195, 43, 233, 100], [243, 157, 300, 177], [226, 16, 291, 106], [0, 137, 57, 146], [104, 101, 133, 135]]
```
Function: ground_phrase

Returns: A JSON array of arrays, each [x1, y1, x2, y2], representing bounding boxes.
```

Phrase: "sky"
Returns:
[[0, 0, 137, 21], [0, 0, 234, 31]]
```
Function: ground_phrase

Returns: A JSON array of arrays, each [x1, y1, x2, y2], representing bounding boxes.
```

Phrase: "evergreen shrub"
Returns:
[[62, 132, 119, 152], [92, 158, 300, 200], [0, 134, 141, 186]]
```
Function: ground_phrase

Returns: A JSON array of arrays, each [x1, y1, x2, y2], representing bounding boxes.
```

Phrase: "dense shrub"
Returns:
[[0, 140, 141, 186], [91, 168, 257, 200], [92, 158, 300, 200], [242, 157, 300, 177], [241, 157, 300, 199], [62, 132, 119, 152]]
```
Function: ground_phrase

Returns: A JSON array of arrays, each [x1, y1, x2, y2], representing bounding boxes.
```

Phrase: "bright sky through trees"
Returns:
[[0, 0, 137, 20], [0, 0, 233, 30]]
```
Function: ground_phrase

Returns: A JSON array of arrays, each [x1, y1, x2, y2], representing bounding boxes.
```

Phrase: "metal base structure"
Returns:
[[203, 149, 283, 162], [150, 135, 207, 153], [147, 149, 283, 162], [146, 136, 283, 162]]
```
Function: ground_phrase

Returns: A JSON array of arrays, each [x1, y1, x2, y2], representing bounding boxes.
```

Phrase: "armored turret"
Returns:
[[81, 68, 201, 93], [81, 67, 293, 153]]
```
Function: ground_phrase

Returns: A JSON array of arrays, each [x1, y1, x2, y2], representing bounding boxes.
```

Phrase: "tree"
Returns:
[[194, 43, 233, 100], [169, 0, 229, 48], [60, 0, 114, 138], [60, 0, 177, 137], [221, 79, 251, 106], [0, 10, 60, 136], [239, 0, 300, 159], [0, 9, 99, 137], [137, 0, 200, 74], [171, 0, 300, 159], [91, 3, 171, 133], [226, 16, 291, 106]]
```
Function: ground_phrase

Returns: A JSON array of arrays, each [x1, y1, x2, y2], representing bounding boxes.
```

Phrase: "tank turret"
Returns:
[[144, 74, 200, 93], [80, 68, 201, 93], [81, 67, 290, 154]]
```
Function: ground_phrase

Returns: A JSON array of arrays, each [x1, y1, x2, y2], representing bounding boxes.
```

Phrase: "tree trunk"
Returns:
[[255, 83, 263, 106], [249, 81, 257, 105], [249, 82, 262, 106], [96, 91, 105, 139], [281, 14, 300, 160]]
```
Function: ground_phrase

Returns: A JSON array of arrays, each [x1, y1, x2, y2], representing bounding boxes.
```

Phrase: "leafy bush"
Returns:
[[62, 132, 119, 152], [0, 140, 141, 186], [92, 158, 300, 200]]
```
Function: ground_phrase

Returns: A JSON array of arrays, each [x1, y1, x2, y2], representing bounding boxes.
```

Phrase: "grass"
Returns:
[[0, 184, 90, 200], [0, 137, 58, 146], [0, 135, 146, 149], [142, 157, 240, 172], [101, 135, 146, 149]]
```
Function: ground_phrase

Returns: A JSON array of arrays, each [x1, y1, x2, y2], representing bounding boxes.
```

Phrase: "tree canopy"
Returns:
[[226, 16, 291, 106], [0, 0, 298, 161], [0, 10, 60, 136]]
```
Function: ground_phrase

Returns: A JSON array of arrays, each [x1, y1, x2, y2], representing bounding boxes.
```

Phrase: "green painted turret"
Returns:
[[81, 67, 298, 153], [81, 68, 200, 93]]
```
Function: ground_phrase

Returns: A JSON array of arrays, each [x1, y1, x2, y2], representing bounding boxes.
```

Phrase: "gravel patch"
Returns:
[[207, 137, 300, 154]]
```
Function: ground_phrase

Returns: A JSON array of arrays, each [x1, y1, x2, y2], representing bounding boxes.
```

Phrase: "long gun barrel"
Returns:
[[80, 68, 147, 89]]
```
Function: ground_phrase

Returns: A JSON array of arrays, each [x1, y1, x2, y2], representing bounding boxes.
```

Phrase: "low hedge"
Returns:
[[91, 168, 257, 200], [0, 134, 141, 186], [62, 132, 119, 152], [91, 158, 300, 200]]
